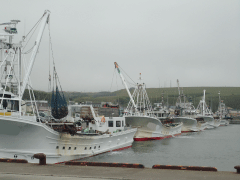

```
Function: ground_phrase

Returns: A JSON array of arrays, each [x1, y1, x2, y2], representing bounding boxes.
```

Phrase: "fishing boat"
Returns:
[[115, 62, 182, 141], [0, 11, 137, 164], [215, 92, 230, 126], [172, 80, 207, 132], [153, 94, 170, 121], [196, 90, 219, 129]]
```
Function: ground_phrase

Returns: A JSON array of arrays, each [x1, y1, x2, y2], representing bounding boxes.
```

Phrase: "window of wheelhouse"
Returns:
[[108, 121, 113, 127], [0, 94, 19, 111], [116, 121, 121, 127]]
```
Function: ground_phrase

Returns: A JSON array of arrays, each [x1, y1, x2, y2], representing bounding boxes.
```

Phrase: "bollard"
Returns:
[[33, 153, 46, 165], [234, 166, 240, 174]]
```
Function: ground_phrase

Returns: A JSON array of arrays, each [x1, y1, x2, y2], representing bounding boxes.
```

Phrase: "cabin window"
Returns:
[[68, 147, 71, 150], [108, 121, 113, 127], [89, 147, 92, 150], [98, 146, 100, 149], [122, 121, 124, 127], [94, 146, 96, 149], [56, 146, 59, 149], [74, 147, 77, 150], [63, 146, 65, 150], [116, 121, 121, 127], [84, 147, 87, 150]]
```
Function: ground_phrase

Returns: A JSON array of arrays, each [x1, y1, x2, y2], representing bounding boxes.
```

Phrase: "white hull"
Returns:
[[220, 119, 229, 126], [173, 117, 206, 132], [197, 122, 208, 131], [0, 116, 137, 164], [197, 115, 215, 129], [213, 119, 221, 128], [125, 116, 182, 141]]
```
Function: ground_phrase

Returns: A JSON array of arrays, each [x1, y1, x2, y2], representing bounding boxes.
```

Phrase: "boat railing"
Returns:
[[0, 108, 19, 117]]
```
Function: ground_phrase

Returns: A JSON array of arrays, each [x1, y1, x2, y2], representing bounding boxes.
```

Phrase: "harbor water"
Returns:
[[78, 125, 240, 172]]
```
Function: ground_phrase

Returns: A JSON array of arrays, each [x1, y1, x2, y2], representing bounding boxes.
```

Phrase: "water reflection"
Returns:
[[131, 141, 157, 153], [77, 125, 240, 171], [161, 138, 171, 145]]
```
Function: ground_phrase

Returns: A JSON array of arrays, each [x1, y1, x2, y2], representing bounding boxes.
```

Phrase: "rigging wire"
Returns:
[[48, 20, 68, 106], [23, 15, 44, 39], [48, 21, 52, 93], [118, 65, 136, 84], [115, 70, 119, 92], [22, 18, 41, 50], [109, 67, 115, 92]]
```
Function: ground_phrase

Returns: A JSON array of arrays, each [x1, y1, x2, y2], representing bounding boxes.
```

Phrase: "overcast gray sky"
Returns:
[[1, 0, 240, 92]]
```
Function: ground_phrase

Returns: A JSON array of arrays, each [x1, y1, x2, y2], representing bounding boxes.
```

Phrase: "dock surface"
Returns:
[[0, 162, 239, 180]]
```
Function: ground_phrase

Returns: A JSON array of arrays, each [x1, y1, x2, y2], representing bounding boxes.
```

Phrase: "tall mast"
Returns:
[[218, 91, 221, 118], [114, 62, 138, 112], [203, 89, 206, 116], [177, 79, 181, 104], [21, 10, 50, 97]]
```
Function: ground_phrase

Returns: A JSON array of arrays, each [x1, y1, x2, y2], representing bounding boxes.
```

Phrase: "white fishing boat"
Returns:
[[173, 80, 207, 132], [153, 94, 170, 121], [0, 11, 137, 164], [215, 92, 230, 126], [115, 62, 182, 141], [196, 90, 219, 129]]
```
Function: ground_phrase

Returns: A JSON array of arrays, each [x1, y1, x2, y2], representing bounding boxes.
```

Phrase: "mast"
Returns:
[[177, 79, 181, 104], [218, 91, 221, 118], [203, 89, 206, 116], [114, 62, 138, 112], [21, 10, 50, 97]]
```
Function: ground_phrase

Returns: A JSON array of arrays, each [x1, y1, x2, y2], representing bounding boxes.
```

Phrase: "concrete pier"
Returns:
[[0, 162, 239, 180]]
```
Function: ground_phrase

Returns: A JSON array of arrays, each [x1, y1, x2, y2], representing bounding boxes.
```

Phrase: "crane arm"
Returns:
[[21, 10, 50, 97], [114, 62, 138, 112]]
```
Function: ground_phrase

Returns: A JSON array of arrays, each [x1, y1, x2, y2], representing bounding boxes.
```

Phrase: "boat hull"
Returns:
[[125, 116, 182, 141], [220, 119, 229, 126], [173, 117, 201, 132], [197, 115, 215, 129], [0, 116, 137, 164]]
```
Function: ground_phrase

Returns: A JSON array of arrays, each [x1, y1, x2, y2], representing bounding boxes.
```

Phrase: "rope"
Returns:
[[48, 22, 67, 103]]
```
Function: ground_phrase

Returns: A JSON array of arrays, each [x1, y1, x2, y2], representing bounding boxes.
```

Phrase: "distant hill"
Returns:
[[23, 87, 240, 113]]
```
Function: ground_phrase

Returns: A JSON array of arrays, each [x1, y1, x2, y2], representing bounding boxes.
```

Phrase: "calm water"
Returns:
[[79, 125, 240, 172]]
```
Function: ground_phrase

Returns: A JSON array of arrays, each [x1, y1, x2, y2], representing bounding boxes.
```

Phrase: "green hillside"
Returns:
[[23, 87, 240, 113]]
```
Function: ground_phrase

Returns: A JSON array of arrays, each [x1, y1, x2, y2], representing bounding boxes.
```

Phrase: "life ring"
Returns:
[[101, 116, 105, 123]]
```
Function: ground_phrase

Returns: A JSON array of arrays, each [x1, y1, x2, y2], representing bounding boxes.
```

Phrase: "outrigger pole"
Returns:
[[21, 10, 51, 97], [114, 62, 138, 113]]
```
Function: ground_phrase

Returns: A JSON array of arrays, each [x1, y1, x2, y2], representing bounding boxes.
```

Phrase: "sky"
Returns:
[[1, 0, 239, 92]]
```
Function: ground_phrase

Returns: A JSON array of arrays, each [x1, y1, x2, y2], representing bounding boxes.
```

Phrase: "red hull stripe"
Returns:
[[134, 133, 181, 141], [112, 145, 132, 151]]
